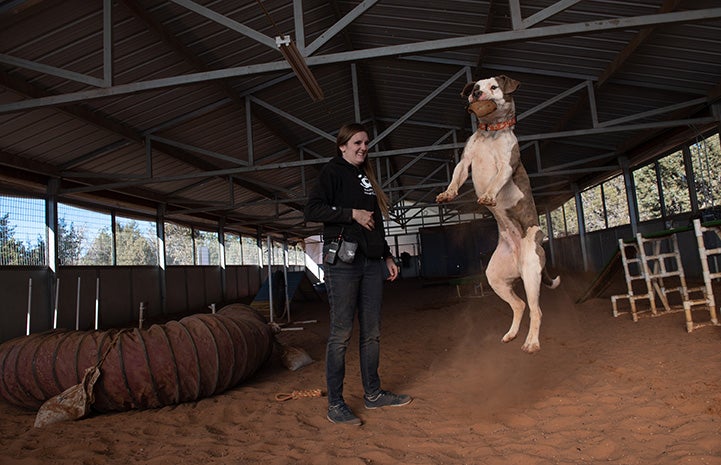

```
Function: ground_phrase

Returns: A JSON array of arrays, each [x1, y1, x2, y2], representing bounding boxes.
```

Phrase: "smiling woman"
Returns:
[[304, 123, 408, 426]]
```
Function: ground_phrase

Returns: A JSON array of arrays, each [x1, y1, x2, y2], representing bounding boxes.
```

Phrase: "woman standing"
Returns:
[[304, 123, 412, 426]]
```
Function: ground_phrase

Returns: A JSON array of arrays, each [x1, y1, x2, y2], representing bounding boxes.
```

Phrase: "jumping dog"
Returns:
[[436, 75, 560, 353]]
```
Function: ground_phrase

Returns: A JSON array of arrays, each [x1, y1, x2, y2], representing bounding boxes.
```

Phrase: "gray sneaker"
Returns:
[[364, 390, 412, 409], [327, 403, 362, 426]]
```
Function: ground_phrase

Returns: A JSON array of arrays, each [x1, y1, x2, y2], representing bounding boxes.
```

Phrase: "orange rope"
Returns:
[[275, 388, 324, 402]]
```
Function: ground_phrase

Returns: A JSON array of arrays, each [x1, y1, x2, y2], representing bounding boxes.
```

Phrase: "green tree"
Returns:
[[691, 133, 721, 210], [165, 222, 193, 265], [27, 235, 46, 265], [242, 236, 260, 265], [603, 175, 629, 228], [82, 228, 112, 265], [550, 207, 565, 237], [0, 213, 26, 265], [581, 185, 605, 232], [563, 197, 579, 235], [58, 217, 84, 265], [633, 164, 661, 221], [658, 150, 691, 215], [116, 220, 157, 265], [224, 233, 243, 265]]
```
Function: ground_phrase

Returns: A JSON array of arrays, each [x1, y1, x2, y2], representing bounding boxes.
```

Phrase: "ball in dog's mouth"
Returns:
[[467, 100, 497, 118]]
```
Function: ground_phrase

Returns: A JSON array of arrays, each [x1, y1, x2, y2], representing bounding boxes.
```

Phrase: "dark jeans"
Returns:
[[324, 251, 385, 407]]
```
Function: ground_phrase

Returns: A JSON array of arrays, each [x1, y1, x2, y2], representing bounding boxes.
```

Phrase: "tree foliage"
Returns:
[[58, 217, 85, 265], [553, 132, 720, 234], [0, 213, 46, 265], [116, 220, 157, 266], [195, 229, 219, 265], [225, 233, 243, 265], [581, 185, 605, 232], [1, 213, 27, 265], [690, 133, 721, 210], [242, 236, 260, 265], [658, 150, 691, 216], [165, 222, 193, 265], [634, 164, 661, 221], [2, 204, 265, 267], [603, 175, 630, 228], [57, 218, 158, 266], [82, 228, 112, 265]]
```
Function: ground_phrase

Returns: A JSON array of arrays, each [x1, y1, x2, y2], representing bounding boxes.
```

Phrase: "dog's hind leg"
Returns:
[[486, 241, 525, 344], [519, 268, 543, 353], [518, 227, 547, 353]]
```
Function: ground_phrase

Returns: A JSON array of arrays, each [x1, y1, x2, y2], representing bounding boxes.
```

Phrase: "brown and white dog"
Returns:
[[436, 75, 560, 353]]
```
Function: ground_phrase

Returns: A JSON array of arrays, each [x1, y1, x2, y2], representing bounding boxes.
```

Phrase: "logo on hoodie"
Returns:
[[358, 173, 375, 196]]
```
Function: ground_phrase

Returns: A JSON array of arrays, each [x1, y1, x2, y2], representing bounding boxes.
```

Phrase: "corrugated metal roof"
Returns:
[[1, 0, 720, 239]]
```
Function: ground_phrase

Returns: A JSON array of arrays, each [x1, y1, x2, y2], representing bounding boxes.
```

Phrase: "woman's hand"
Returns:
[[352, 209, 375, 231], [385, 256, 398, 281]]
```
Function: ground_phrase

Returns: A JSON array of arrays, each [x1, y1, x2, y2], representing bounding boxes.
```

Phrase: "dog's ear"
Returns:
[[496, 75, 520, 94], [460, 82, 475, 98]]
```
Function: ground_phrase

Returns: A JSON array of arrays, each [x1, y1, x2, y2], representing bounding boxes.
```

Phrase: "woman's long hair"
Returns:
[[336, 123, 390, 217]]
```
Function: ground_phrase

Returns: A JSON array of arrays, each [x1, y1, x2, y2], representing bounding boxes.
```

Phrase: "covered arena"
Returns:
[[1, 1, 720, 464]]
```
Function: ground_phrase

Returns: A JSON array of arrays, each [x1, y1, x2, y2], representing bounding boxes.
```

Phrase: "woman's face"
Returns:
[[340, 131, 369, 167]]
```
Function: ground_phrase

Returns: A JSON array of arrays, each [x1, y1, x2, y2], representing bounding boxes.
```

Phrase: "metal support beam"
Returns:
[[170, 0, 277, 49], [620, 157, 639, 237], [103, 0, 112, 86], [573, 184, 590, 272], [4, 8, 719, 114]]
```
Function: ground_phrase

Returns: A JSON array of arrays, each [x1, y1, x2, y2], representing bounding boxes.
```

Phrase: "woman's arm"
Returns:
[[304, 169, 353, 224]]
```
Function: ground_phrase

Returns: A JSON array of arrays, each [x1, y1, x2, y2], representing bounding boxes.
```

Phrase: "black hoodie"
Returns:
[[304, 156, 391, 260]]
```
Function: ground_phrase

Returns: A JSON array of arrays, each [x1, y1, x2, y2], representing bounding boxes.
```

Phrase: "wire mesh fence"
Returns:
[[0, 196, 46, 266]]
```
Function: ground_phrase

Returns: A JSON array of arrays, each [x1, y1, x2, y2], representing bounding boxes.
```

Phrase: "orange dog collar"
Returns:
[[478, 117, 516, 132]]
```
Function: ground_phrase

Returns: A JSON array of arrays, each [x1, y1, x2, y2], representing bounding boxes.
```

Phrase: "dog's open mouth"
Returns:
[[467, 99, 497, 118]]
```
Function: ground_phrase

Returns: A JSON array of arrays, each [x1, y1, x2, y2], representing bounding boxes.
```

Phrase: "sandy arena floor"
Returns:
[[1, 272, 720, 465]]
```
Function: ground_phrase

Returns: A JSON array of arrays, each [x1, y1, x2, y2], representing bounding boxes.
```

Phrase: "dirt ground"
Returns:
[[1, 272, 720, 465]]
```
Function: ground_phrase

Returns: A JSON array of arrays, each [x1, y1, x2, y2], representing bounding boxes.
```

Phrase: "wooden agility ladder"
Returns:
[[691, 219, 721, 332], [611, 238, 656, 321], [612, 226, 719, 332]]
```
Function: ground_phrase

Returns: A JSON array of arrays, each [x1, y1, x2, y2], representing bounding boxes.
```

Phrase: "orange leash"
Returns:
[[275, 388, 324, 402]]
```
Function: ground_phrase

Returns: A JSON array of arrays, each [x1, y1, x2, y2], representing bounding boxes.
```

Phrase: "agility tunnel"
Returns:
[[0, 303, 274, 412]]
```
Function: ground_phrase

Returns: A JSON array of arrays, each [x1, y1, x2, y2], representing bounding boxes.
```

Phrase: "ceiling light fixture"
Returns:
[[275, 35, 324, 102]]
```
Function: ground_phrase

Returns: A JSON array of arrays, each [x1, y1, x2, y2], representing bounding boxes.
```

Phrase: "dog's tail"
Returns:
[[542, 268, 561, 289]]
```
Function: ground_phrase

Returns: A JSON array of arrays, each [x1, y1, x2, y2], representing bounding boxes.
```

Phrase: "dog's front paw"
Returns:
[[477, 194, 496, 206], [436, 190, 457, 203], [501, 329, 517, 343], [521, 341, 540, 354]]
